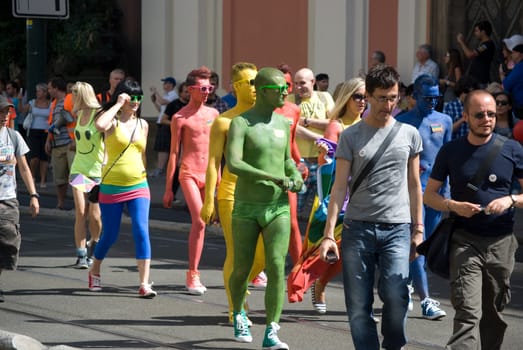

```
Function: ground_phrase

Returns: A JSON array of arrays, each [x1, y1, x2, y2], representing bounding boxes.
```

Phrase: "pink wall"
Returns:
[[222, 0, 308, 88], [368, 0, 399, 68]]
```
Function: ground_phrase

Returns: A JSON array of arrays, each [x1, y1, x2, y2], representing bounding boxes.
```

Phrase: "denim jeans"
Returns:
[[341, 220, 411, 350]]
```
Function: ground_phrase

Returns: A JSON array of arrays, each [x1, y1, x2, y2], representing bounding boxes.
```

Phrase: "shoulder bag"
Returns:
[[23, 100, 34, 132], [88, 119, 139, 203], [416, 135, 507, 279]]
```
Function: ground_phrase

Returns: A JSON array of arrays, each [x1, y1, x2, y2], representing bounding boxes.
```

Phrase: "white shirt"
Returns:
[[411, 59, 440, 83], [156, 90, 178, 124]]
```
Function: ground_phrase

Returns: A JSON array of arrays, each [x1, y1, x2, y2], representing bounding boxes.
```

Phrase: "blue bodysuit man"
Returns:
[[396, 74, 452, 320]]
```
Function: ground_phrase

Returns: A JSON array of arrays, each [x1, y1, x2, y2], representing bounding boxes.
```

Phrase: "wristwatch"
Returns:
[[510, 194, 517, 207], [303, 118, 310, 127], [30, 193, 40, 199]]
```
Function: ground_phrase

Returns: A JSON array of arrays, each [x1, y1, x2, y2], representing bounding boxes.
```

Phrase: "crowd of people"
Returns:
[[1, 19, 523, 350]]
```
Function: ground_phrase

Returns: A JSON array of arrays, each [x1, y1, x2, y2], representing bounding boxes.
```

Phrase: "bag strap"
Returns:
[[350, 121, 402, 196], [466, 134, 507, 192], [101, 119, 139, 182]]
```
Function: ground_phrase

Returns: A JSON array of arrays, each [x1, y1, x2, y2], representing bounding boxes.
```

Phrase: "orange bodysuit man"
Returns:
[[200, 62, 266, 321], [163, 66, 219, 295]]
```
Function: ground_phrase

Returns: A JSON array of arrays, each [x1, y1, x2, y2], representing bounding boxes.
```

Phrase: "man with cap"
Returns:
[[0, 96, 40, 302], [502, 34, 523, 119], [150, 77, 178, 177]]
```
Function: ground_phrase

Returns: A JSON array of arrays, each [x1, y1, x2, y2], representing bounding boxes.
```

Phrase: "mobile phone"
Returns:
[[325, 250, 338, 264]]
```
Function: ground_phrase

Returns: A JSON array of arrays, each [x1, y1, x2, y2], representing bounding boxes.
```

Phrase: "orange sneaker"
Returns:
[[186, 270, 207, 295]]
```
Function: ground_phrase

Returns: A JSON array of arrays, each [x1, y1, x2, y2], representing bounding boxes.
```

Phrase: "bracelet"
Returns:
[[322, 236, 337, 244], [445, 199, 452, 211], [413, 223, 424, 227]]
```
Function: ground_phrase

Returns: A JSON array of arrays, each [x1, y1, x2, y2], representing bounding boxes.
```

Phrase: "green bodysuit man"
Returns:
[[226, 67, 303, 350]]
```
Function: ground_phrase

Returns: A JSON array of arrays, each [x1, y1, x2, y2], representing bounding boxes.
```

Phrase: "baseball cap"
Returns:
[[503, 34, 523, 51], [161, 77, 176, 85], [0, 96, 14, 110]]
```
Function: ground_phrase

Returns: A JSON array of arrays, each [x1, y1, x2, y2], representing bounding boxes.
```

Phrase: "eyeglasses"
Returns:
[[372, 95, 399, 103], [236, 79, 255, 86], [496, 100, 509, 106], [191, 85, 215, 93], [0, 108, 10, 115], [130, 95, 143, 103], [260, 84, 288, 95], [352, 93, 367, 102], [472, 111, 496, 120]]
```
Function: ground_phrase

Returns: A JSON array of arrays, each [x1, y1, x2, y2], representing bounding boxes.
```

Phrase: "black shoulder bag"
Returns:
[[350, 121, 402, 196], [416, 135, 507, 279]]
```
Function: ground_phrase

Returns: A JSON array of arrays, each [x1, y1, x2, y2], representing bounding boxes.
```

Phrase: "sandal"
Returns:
[[311, 279, 327, 314]]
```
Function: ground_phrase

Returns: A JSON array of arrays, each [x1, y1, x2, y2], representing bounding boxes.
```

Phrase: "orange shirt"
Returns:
[[48, 93, 76, 139]]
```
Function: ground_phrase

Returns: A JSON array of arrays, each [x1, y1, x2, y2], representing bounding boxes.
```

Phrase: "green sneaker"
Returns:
[[262, 322, 289, 350], [233, 311, 252, 343]]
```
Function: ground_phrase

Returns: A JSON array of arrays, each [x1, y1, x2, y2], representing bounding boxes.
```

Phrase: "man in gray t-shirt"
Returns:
[[319, 65, 423, 350]]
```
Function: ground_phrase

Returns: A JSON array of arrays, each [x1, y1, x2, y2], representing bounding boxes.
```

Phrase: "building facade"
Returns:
[[140, 0, 523, 117]]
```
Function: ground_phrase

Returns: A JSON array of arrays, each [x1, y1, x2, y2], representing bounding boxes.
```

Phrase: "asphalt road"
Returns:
[[1, 206, 522, 350]]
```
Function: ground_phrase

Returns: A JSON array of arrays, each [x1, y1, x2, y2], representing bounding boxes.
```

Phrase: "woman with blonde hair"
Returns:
[[69, 82, 104, 269], [322, 77, 366, 150], [293, 78, 367, 314]]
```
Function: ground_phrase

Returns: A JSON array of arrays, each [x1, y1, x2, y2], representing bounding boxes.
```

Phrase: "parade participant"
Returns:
[[288, 67, 334, 218], [45, 77, 75, 210], [163, 66, 219, 295], [424, 90, 523, 349], [69, 82, 104, 269], [396, 74, 452, 319], [200, 62, 266, 318], [226, 67, 303, 349], [319, 65, 423, 350], [276, 63, 307, 265], [0, 96, 39, 302], [97, 68, 125, 104], [306, 77, 366, 314], [88, 79, 156, 298]]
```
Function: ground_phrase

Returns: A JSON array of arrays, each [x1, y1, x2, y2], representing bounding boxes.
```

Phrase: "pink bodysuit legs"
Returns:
[[179, 171, 206, 271]]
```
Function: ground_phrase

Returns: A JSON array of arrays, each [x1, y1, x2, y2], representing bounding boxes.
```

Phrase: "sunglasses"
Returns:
[[260, 84, 288, 95], [191, 85, 215, 93], [130, 95, 143, 103], [352, 93, 367, 102], [472, 111, 496, 120], [422, 95, 441, 103], [496, 100, 509, 106], [237, 79, 255, 86]]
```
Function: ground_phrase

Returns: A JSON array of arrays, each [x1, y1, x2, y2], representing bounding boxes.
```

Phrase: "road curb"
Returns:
[[0, 330, 80, 350]]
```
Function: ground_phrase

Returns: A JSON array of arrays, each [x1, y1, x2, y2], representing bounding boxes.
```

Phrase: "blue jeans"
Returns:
[[341, 220, 411, 350]]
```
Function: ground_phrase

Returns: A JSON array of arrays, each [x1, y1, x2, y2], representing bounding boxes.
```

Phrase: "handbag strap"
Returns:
[[101, 118, 140, 182], [350, 121, 402, 196], [465, 135, 506, 192]]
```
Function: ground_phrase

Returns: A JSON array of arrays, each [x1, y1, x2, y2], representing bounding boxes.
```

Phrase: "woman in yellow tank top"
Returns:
[[88, 79, 156, 298]]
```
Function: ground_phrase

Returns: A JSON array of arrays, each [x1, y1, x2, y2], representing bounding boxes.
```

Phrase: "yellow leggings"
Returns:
[[218, 199, 265, 318]]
